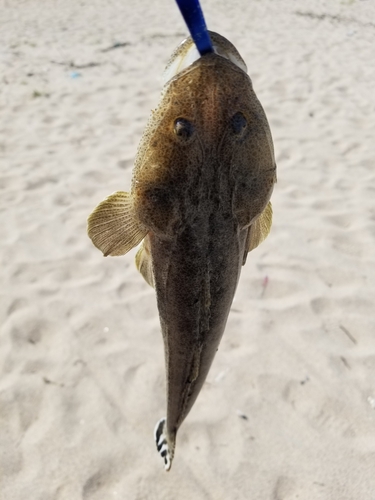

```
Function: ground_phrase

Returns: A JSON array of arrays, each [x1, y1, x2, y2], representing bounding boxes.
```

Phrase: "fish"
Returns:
[[87, 31, 276, 471]]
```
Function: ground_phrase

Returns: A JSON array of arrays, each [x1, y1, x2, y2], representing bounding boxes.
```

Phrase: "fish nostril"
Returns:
[[174, 118, 194, 140], [230, 111, 247, 136]]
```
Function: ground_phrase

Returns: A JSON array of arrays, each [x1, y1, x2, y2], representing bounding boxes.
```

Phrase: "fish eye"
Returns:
[[230, 112, 247, 136], [174, 118, 194, 140]]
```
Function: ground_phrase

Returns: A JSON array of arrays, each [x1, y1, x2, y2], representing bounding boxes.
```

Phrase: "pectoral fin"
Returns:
[[87, 191, 147, 257], [135, 235, 155, 288], [243, 201, 273, 264]]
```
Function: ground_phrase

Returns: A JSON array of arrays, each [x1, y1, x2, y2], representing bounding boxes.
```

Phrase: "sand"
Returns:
[[1, 0, 375, 498]]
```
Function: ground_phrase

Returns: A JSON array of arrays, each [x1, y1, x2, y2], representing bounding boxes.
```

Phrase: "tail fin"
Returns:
[[154, 418, 174, 471]]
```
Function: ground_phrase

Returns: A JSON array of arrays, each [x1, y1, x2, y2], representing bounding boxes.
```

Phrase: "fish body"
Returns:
[[88, 32, 276, 470]]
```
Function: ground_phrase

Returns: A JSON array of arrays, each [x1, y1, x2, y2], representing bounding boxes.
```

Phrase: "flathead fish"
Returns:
[[87, 31, 276, 471]]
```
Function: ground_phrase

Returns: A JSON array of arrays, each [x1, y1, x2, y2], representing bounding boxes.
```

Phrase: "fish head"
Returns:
[[132, 31, 276, 239]]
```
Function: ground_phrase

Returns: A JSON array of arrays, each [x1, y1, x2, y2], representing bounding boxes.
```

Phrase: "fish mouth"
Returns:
[[163, 31, 248, 84]]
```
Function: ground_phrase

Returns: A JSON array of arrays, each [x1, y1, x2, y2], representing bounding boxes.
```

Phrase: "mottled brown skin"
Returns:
[[87, 33, 276, 469], [132, 50, 276, 456]]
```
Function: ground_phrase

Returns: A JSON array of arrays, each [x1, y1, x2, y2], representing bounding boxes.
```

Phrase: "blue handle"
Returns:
[[175, 0, 213, 55]]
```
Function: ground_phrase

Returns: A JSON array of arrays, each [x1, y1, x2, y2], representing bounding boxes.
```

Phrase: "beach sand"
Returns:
[[1, 0, 375, 498]]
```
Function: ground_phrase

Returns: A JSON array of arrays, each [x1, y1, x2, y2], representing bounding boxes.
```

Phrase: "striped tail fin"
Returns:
[[154, 418, 174, 471]]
